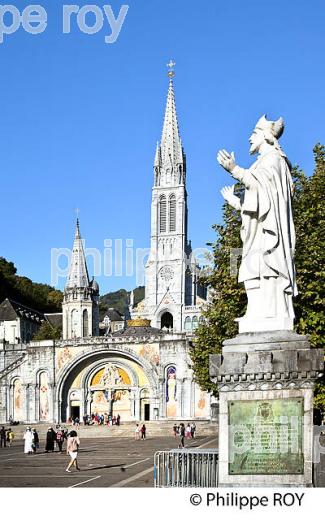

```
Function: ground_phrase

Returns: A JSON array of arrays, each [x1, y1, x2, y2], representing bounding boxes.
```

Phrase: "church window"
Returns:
[[83, 309, 88, 337], [159, 195, 167, 233], [71, 309, 78, 338], [192, 316, 198, 330], [184, 316, 192, 331], [169, 194, 176, 232]]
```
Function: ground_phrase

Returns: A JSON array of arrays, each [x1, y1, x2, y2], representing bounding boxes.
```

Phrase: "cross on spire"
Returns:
[[167, 60, 176, 79]]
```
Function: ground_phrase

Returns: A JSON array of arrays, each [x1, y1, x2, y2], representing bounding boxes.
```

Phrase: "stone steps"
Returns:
[[5, 420, 217, 439]]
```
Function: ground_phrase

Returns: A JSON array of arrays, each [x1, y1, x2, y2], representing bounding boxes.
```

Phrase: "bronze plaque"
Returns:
[[228, 398, 304, 475]]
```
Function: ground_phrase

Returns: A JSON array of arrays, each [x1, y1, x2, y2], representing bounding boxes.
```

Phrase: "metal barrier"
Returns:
[[154, 449, 218, 487]]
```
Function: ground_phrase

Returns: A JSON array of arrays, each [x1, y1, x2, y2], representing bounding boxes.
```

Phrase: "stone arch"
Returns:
[[55, 346, 159, 422], [161, 311, 173, 330]]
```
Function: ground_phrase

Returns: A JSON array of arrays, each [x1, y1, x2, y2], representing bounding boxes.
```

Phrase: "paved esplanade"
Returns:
[[0, 435, 216, 487]]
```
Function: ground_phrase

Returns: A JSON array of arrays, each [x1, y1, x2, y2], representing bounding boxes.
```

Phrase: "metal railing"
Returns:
[[154, 449, 218, 487]]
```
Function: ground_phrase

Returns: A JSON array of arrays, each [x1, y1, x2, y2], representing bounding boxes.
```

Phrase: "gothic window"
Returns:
[[159, 195, 167, 233], [184, 316, 192, 331], [192, 316, 198, 330], [83, 309, 88, 337], [71, 309, 78, 338], [169, 194, 176, 232]]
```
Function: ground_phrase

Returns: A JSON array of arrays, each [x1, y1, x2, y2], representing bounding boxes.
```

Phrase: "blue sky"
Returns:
[[0, 0, 324, 294]]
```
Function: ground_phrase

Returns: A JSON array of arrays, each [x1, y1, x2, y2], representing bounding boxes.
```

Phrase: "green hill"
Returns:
[[99, 286, 145, 318], [0, 257, 63, 313], [0, 256, 145, 319]]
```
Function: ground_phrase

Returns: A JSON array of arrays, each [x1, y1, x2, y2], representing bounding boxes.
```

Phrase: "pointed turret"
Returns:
[[65, 219, 90, 289], [62, 218, 99, 339]]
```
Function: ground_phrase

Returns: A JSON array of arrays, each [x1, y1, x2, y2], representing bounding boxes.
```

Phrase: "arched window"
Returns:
[[169, 194, 176, 232], [184, 316, 192, 331], [161, 312, 173, 329], [192, 316, 198, 330], [159, 195, 167, 233], [13, 378, 24, 421], [71, 309, 78, 338], [83, 309, 88, 337]]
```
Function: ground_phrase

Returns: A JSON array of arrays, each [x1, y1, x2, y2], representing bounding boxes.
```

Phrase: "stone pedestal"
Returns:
[[210, 331, 324, 487]]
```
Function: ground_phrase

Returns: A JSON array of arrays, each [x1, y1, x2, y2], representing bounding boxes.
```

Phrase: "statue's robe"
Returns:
[[232, 148, 297, 316]]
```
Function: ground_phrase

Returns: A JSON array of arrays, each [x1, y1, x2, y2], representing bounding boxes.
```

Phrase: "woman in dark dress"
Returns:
[[45, 427, 56, 452]]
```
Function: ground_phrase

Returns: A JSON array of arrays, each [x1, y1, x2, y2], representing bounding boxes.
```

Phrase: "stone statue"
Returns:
[[217, 115, 297, 333]]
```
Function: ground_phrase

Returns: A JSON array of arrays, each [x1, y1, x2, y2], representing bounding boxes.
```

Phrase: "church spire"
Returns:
[[65, 218, 90, 289], [154, 61, 185, 187], [160, 62, 183, 168]]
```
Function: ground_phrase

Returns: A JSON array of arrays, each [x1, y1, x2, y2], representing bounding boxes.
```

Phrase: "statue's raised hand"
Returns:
[[221, 184, 241, 210], [217, 149, 236, 173], [221, 185, 235, 202]]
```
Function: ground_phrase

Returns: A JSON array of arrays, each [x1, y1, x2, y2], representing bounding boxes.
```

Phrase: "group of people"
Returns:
[[22, 425, 81, 472], [0, 425, 14, 447], [173, 422, 196, 448], [134, 423, 146, 440], [22, 425, 69, 454], [68, 413, 121, 427], [85, 413, 121, 426]]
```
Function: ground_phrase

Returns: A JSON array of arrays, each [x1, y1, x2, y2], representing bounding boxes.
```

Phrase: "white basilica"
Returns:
[[0, 67, 211, 424]]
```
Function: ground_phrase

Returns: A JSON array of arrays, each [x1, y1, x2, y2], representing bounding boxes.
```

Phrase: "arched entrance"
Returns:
[[89, 364, 132, 419], [161, 311, 173, 329], [57, 349, 157, 423]]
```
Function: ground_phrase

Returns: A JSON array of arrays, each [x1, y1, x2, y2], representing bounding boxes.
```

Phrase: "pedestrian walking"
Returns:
[[45, 427, 56, 452], [0, 426, 6, 448], [141, 423, 146, 440], [116, 414, 121, 426], [31, 428, 39, 453], [23, 427, 33, 454], [6, 428, 14, 447], [190, 422, 196, 439], [134, 423, 140, 440], [178, 423, 185, 449], [172, 424, 178, 437], [185, 423, 191, 438], [66, 430, 80, 472]]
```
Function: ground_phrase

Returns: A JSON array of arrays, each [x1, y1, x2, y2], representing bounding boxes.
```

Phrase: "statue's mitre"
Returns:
[[255, 115, 284, 139]]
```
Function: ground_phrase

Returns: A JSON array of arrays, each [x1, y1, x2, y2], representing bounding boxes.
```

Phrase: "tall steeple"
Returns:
[[154, 61, 186, 187], [65, 219, 90, 289], [160, 77, 182, 167], [62, 218, 99, 339]]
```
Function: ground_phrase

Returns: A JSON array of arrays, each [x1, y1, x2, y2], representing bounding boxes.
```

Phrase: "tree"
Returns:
[[191, 145, 325, 407], [190, 185, 246, 394], [0, 256, 63, 313], [293, 144, 325, 348], [33, 322, 62, 341]]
